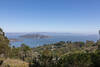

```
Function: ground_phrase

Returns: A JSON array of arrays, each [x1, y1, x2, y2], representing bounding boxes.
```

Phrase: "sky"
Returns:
[[0, 0, 100, 34]]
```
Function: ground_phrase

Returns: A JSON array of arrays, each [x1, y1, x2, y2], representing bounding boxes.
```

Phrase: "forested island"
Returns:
[[0, 28, 100, 67]]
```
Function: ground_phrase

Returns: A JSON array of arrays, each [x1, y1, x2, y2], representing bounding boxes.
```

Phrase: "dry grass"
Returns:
[[1, 58, 29, 67]]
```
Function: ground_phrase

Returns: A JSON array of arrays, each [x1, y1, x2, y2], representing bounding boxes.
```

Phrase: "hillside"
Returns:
[[1, 58, 28, 67], [0, 28, 100, 67]]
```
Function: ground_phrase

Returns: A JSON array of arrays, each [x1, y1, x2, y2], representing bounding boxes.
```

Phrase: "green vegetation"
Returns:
[[0, 28, 100, 67], [0, 28, 10, 58]]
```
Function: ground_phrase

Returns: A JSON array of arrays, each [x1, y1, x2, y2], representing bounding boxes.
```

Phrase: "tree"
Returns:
[[0, 28, 10, 57], [59, 52, 92, 67], [19, 43, 31, 61]]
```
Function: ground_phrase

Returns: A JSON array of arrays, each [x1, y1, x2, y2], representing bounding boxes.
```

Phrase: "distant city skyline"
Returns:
[[0, 0, 100, 34]]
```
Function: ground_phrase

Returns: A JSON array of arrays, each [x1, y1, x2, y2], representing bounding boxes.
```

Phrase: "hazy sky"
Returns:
[[0, 0, 100, 34]]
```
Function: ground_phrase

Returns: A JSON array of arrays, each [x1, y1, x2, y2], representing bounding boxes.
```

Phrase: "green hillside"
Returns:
[[0, 28, 100, 67]]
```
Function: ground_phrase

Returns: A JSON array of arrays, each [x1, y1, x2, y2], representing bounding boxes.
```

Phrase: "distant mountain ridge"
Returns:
[[6, 32, 98, 37], [5, 32, 73, 36]]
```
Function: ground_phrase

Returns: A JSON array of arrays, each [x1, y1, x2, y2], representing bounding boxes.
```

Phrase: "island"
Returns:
[[20, 34, 51, 39], [9, 38, 23, 42]]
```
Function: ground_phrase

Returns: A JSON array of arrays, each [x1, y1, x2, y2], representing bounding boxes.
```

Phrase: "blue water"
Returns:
[[6, 33, 98, 47]]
